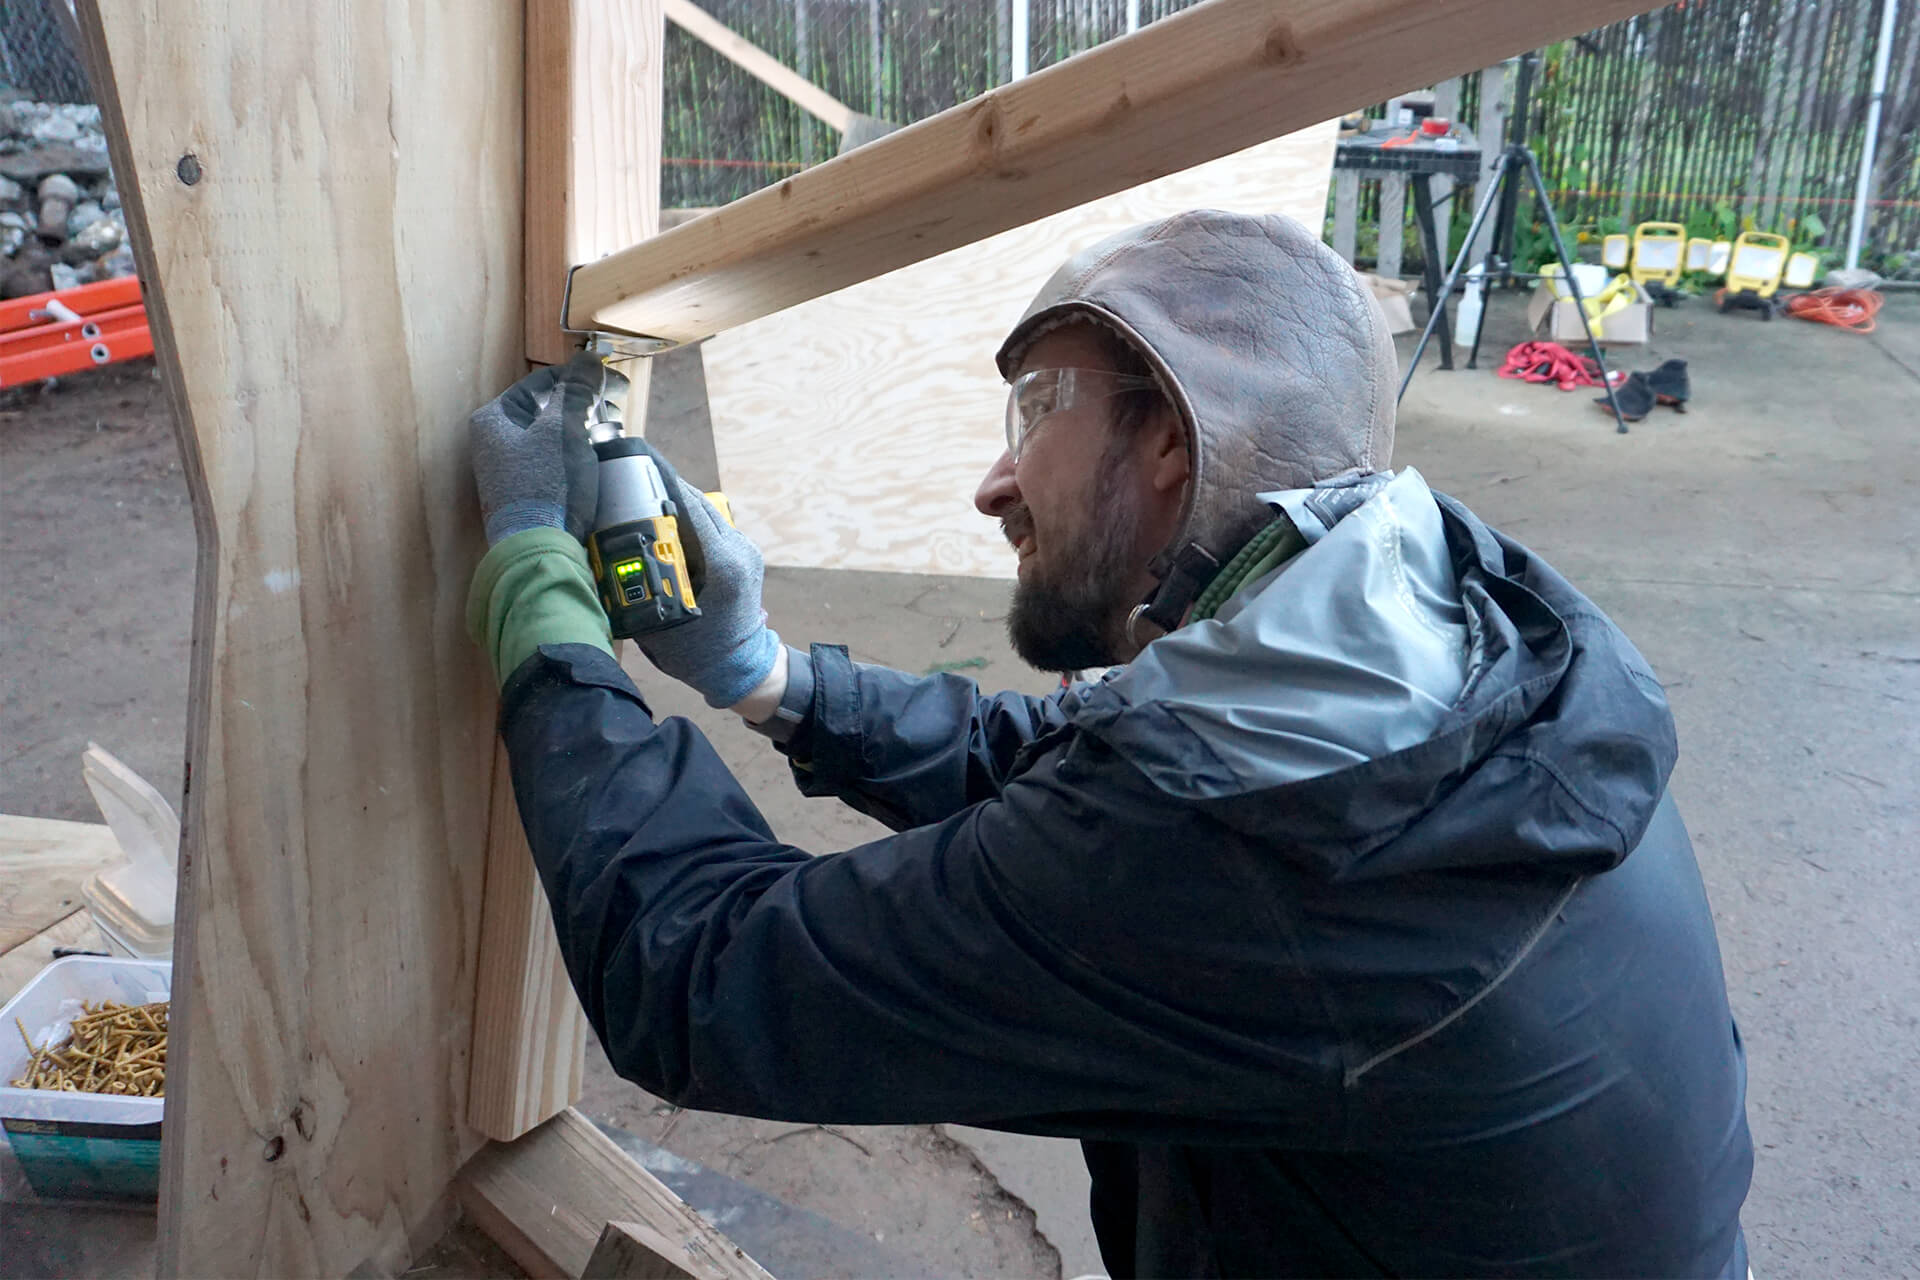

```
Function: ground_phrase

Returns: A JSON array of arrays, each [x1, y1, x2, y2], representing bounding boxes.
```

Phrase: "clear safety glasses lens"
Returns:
[[1004, 368, 1160, 460]]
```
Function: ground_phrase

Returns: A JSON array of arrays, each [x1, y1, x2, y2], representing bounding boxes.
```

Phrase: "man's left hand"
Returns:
[[470, 352, 604, 545]]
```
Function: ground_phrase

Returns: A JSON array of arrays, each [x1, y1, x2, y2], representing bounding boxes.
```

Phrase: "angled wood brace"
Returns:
[[564, 0, 1660, 349]]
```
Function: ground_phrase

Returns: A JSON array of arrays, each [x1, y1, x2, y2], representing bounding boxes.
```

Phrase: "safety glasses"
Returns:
[[1004, 368, 1161, 461]]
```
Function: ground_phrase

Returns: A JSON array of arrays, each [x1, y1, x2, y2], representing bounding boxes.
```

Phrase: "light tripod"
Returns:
[[1397, 53, 1631, 432]]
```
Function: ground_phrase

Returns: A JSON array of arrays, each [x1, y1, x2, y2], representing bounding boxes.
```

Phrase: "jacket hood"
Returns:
[[1060, 472, 1678, 881], [997, 210, 1397, 589]]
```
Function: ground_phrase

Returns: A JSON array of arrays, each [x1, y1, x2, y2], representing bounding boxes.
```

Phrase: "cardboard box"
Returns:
[[1526, 281, 1652, 345], [1356, 271, 1417, 334]]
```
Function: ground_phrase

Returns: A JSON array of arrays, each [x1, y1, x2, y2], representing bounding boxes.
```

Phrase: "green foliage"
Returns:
[[1684, 203, 1739, 241], [1511, 218, 1557, 274]]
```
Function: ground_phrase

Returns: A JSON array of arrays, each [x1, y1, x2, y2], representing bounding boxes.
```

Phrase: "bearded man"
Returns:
[[465, 211, 1752, 1278]]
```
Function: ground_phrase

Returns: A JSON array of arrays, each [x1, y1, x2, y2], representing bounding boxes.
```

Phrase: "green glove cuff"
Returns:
[[467, 528, 614, 687]]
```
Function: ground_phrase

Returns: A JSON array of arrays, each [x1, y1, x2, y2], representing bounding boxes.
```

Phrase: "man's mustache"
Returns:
[[1000, 504, 1033, 548]]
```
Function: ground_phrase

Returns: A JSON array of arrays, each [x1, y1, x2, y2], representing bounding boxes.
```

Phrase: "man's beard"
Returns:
[[1004, 451, 1145, 674]]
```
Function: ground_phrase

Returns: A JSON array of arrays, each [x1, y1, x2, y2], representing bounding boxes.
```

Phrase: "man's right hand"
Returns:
[[635, 468, 781, 709]]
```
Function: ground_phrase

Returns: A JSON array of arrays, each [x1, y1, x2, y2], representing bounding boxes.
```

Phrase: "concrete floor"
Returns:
[[3, 289, 1916, 1277]]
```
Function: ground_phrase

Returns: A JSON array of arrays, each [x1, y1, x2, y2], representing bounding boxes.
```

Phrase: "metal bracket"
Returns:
[[560, 262, 676, 358]]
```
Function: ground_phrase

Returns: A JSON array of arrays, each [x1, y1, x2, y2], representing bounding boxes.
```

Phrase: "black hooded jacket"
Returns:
[[495, 485, 1752, 1277]]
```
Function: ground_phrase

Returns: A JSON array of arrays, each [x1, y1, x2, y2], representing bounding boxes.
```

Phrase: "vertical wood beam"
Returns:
[[1429, 77, 1460, 269], [1468, 59, 1509, 269], [1333, 170, 1360, 263], [1376, 174, 1406, 277], [525, 0, 667, 367], [472, 0, 666, 1144], [73, 0, 522, 1273]]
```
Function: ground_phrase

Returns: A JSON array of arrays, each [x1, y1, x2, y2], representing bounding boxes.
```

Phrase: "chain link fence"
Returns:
[[672, 0, 1918, 271], [3, 0, 1911, 269], [1531, 2, 1920, 274], [0, 0, 90, 104]]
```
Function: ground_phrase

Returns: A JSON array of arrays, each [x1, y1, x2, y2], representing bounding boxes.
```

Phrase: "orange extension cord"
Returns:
[[1784, 287, 1885, 334]]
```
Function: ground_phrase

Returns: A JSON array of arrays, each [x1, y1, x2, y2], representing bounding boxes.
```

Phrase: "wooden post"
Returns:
[[1429, 76, 1460, 270], [1333, 170, 1360, 264], [527, 0, 669, 368], [73, 0, 521, 1272], [1467, 58, 1510, 270], [471, 0, 666, 1145], [1377, 174, 1406, 277]]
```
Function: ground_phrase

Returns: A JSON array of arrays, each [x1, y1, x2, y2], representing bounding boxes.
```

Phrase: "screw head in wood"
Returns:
[[176, 153, 202, 186]]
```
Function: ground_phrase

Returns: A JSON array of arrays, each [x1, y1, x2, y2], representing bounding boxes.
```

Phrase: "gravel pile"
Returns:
[[1, 97, 134, 299]]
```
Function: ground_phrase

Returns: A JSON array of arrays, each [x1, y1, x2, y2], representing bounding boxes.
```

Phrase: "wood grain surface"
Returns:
[[663, 0, 854, 132], [474, 0, 665, 1148], [0, 911, 108, 1006], [467, 742, 588, 1142], [567, 0, 1659, 344], [583, 1220, 699, 1280], [458, 1108, 771, 1280], [0, 815, 119, 953], [700, 124, 1336, 579], [75, 1, 523, 1274], [526, 0, 667, 366]]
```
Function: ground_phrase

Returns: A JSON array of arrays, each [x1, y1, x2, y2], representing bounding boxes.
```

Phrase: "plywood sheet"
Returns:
[[75, 2, 522, 1274], [0, 911, 108, 1006], [700, 123, 1337, 579], [0, 816, 119, 952]]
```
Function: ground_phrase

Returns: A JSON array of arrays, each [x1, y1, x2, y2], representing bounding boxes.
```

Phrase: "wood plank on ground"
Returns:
[[74, 1, 523, 1274], [582, 1221, 698, 1280], [457, 1108, 770, 1280], [566, 0, 1661, 345], [0, 816, 119, 953], [0, 910, 108, 1006]]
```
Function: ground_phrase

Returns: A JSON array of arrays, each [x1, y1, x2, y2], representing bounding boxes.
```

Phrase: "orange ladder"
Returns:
[[0, 276, 153, 388]]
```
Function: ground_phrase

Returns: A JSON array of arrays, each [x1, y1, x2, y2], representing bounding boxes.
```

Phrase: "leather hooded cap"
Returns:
[[996, 210, 1397, 620]]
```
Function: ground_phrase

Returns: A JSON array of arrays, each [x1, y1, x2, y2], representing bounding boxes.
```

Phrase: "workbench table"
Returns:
[[1334, 123, 1482, 369]]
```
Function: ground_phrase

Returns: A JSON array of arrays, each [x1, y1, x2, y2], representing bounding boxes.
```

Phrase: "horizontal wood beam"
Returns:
[[664, 0, 855, 133], [568, 0, 1656, 346]]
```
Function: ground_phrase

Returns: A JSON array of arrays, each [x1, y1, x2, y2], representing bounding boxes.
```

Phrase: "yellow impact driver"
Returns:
[[582, 360, 732, 639]]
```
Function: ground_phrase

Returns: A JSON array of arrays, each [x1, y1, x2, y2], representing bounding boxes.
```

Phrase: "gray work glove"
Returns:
[[634, 461, 781, 708], [470, 352, 605, 545]]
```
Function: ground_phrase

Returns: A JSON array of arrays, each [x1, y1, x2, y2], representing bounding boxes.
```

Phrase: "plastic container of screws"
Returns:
[[0, 956, 170, 1201]]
